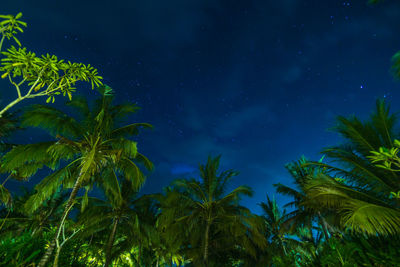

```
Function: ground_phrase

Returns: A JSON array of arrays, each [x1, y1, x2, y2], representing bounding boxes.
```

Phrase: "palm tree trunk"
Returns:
[[38, 168, 85, 267], [203, 221, 210, 267], [138, 241, 142, 266], [280, 236, 287, 256], [104, 216, 120, 267], [317, 211, 330, 240]]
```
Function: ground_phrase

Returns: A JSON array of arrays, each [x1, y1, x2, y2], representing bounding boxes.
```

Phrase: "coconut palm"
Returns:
[[76, 178, 157, 267], [0, 85, 153, 266], [303, 99, 400, 236], [274, 156, 338, 240], [259, 195, 301, 264], [159, 155, 266, 267]]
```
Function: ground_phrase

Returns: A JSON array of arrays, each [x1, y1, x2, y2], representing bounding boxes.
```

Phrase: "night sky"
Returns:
[[2, 0, 400, 213]]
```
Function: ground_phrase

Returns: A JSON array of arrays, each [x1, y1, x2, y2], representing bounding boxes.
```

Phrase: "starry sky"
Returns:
[[2, 0, 400, 213]]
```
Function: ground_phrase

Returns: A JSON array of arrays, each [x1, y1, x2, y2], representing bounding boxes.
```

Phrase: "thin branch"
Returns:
[[26, 71, 45, 96], [1, 174, 12, 186], [8, 75, 22, 98], [0, 35, 5, 52]]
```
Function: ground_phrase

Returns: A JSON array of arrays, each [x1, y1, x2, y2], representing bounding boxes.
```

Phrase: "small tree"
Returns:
[[0, 13, 103, 117]]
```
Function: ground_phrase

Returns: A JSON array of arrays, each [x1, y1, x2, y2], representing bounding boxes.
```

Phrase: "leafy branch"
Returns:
[[0, 12, 26, 52], [368, 139, 400, 171], [0, 12, 103, 117], [0, 46, 103, 117]]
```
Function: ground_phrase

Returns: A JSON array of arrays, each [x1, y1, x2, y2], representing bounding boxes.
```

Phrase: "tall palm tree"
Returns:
[[159, 155, 266, 267], [259, 195, 301, 264], [76, 179, 155, 267], [303, 99, 400, 235], [0, 85, 153, 266], [274, 156, 337, 240]]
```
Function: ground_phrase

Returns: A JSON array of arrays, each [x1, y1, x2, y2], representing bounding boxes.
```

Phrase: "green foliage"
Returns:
[[0, 87, 153, 266], [368, 0, 383, 4], [391, 51, 400, 80], [159, 156, 266, 266], [0, 46, 103, 100], [0, 12, 103, 117], [1, 88, 152, 213], [0, 112, 19, 141], [0, 190, 66, 238], [0, 231, 46, 266], [369, 139, 400, 171], [0, 184, 11, 206], [0, 13, 26, 51], [1, 9, 399, 261], [0, 112, 20, 207], [293, 99, 400, 238]]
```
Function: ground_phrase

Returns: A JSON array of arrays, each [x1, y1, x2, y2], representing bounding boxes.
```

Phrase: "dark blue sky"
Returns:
[[2, 0, 400, 213]]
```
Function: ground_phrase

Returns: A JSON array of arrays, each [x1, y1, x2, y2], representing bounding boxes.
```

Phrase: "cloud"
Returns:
[[171, 163, 197, 175], [214, 105, 276, 138], [282, 65, 302, 84]]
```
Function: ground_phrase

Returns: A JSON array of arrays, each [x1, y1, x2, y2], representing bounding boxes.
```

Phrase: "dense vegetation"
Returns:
[[2, 8, 400, 267]]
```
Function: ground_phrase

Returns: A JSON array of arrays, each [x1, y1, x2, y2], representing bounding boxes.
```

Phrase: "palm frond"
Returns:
[[371, 99, 396, 148], [274, 183, 302, 199], [111, 103, 141, 121], [98, 169, 122, 207], [0, 184, 11, 206], [218, 185, 253, 205], [320, 148, 395, 192], [116, 158, 146, 190], [342, 199, 400, 235], [0, 142, 56, 175], [304, 173, 400, 235], [111, 123, 153, 138], [111, 139, 137, 159], [333, 115, 381, 155], [134, 153, 154, 171], [24, 166, 71, 213], [65, 96, 90, 118], [21, 105, 82, 138]]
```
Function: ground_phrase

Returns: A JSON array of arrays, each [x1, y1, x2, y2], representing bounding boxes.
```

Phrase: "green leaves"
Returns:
[[392, 50, 400, 80], [0, 184, 11, 206], [288, 100, 400, 237], [0, 12, 103, 116], [21, 104, 81, 138], [81, 189, 89, 212], [7, 89, 152, 217], [0, 46, 103, 101], [368, 139, 400, 172], [0, 142, 56, 176], [0, 13, 27, 51], [159, 156, 263, 265]]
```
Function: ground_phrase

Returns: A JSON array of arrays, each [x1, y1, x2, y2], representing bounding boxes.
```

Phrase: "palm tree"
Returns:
[[159, 155, 266, 267], [0, 85, 153, 266], [303, 99, 400, 235], [274, 156, 338, 240], [76, 179, 156, 267], [0, 189, 66, 237], [259, 195, 301, 265]]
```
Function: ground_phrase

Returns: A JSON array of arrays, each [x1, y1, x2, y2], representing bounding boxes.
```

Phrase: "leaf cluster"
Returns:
[[0, 12, 26, 49], [0, 46, 103, 103]]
